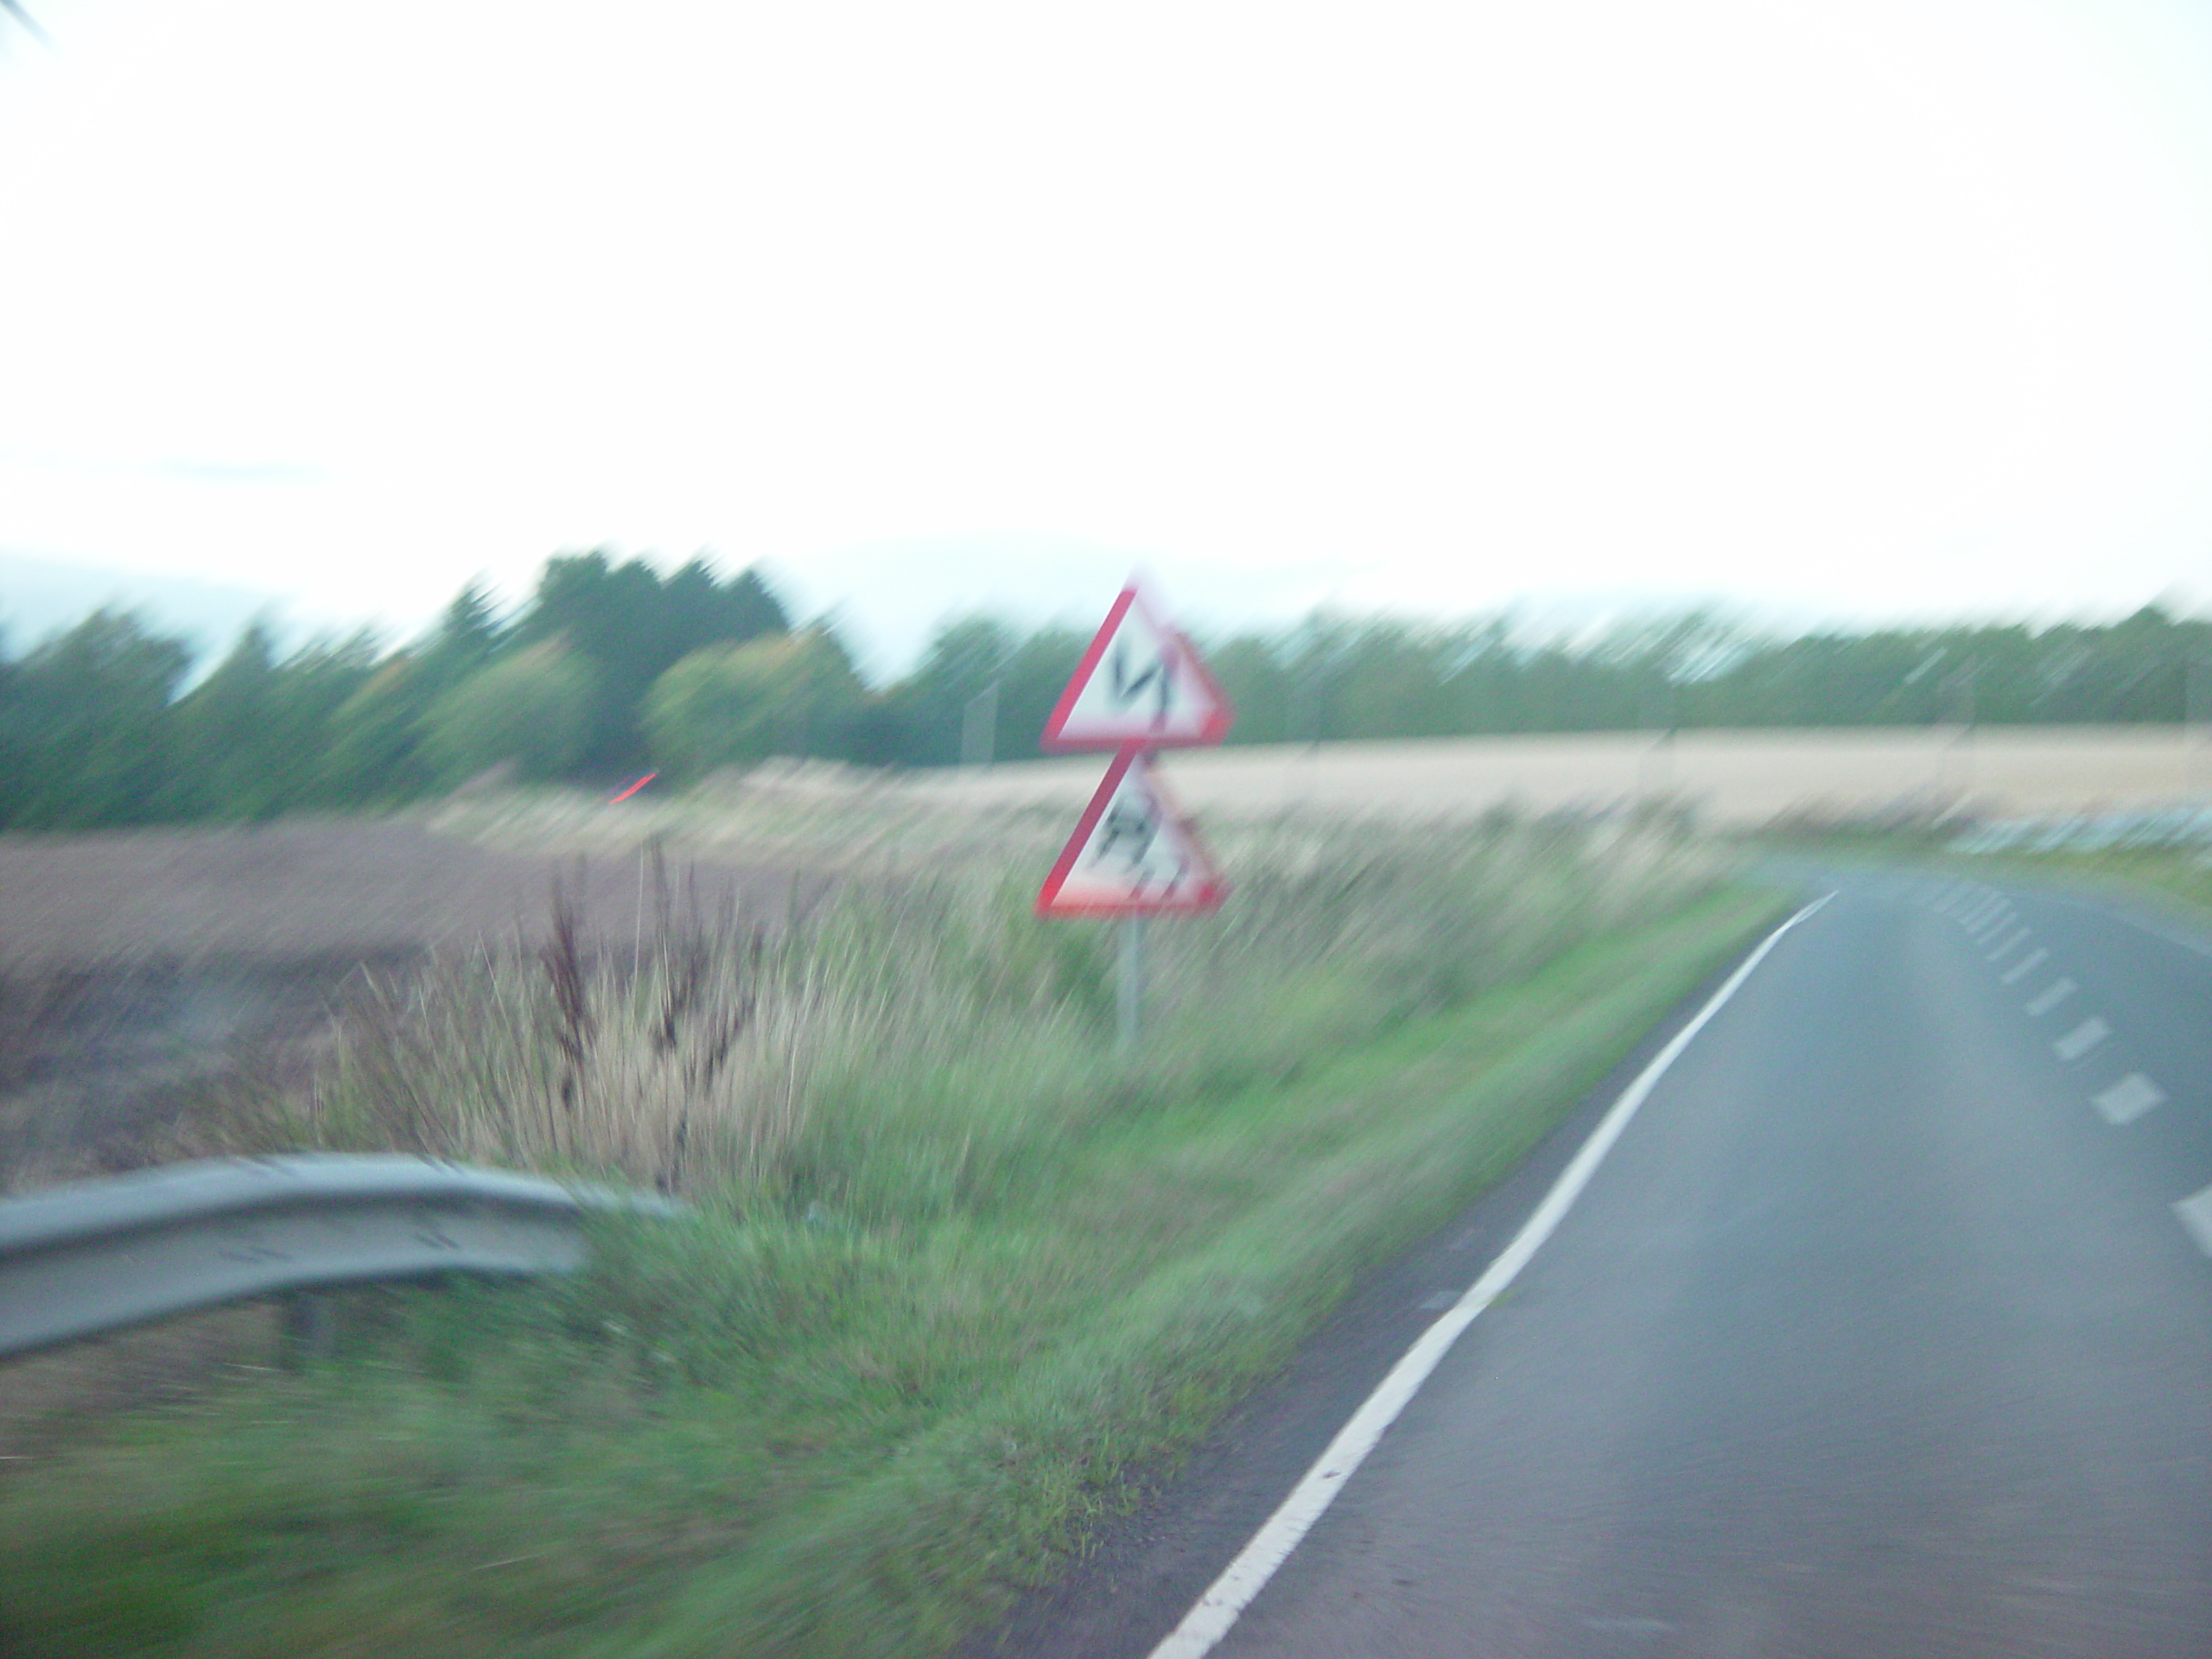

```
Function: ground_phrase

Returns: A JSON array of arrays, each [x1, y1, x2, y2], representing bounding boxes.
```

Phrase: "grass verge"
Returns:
[[1795, 834, 2212, 931], [1975, 844, 2212, 925], [0, 882, 1783, 1658]]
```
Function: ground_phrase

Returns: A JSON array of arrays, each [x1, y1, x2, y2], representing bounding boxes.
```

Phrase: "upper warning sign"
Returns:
[[1035, 749, 1227, 916], [1040, 580, 1234, 751]]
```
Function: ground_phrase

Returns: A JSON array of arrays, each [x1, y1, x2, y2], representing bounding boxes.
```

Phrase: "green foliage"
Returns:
[[881, 620, 1087, 765], [996, 626, 1090, 754], [644, 631, 868, 778], [0, 609, 193, 830], [417, 582, 505, 692], [1183, 602, 2212, 747], [514, 552, 790, 771], [168, 625, 382, 820], [0, 554, 804, 830], [883, 617, 1020, 766], [316, 658, 435, 804], [2, 559, 2207, 832], [423, 642, 597, 784]]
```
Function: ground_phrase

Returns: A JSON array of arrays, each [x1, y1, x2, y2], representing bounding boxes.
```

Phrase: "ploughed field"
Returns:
[[0, 820, 810, 1191]]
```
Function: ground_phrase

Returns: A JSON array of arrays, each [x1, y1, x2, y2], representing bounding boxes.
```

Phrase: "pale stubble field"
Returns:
[[903, 724, 2208, 829]]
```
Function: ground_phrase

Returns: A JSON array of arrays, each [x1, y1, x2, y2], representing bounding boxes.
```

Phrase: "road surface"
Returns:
[[1017, 870, 2212, 1658]]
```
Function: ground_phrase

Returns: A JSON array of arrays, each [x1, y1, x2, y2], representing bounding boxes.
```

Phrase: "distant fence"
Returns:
[[0, 1154, 684, 1363], [1953, 800, 2212, 856]]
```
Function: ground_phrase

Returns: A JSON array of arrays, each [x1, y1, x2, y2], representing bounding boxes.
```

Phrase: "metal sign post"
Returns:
[[1118, 913, 1147, 1054], [960, 678, 1001, 768], [2189, 658, 2210, 793]]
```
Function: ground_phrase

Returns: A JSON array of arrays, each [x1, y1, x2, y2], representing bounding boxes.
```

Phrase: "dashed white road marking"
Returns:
[[2175, 1185, 2212, 1258], [1141, 896, 1838, 1659], [2092, 1074, 2167, 1128], [2026, 978, 2077, 1017], [1986, 930, 2029, 963], [2055, 1017, 2111, 1062], [2001, 948, 2050, 986]]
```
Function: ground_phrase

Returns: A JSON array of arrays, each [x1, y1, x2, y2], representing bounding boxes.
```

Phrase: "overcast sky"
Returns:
[[3, 0, 2209, 671]]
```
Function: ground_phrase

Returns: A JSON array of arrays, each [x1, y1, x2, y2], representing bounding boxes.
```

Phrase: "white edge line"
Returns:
[[1143, 892, 1837, 1659]]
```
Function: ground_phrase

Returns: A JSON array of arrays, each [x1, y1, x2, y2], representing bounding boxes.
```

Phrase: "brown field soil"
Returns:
[[0, 817, 815, 976], [0, 818, 816, 1190], [0, 819, 822, 1451]]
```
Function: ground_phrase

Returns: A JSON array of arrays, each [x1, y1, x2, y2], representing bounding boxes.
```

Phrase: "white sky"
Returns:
[[3, 0, 2209, 671]]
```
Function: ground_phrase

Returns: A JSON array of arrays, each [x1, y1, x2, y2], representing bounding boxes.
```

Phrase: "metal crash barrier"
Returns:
[[0, 1154, 685, 1362]]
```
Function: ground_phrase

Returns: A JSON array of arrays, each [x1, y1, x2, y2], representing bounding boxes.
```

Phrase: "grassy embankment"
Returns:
[[0, 810, 1784, 1658]]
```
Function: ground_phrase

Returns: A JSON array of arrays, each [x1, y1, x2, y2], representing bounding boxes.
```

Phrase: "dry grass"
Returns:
[[203, 806, 1722, 1206]]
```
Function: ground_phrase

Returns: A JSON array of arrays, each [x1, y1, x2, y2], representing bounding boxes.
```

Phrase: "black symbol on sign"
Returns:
[[1093, 799, 1158, 869], [1108, 642, 1174, 726], [1090, 796, 1187, 894]]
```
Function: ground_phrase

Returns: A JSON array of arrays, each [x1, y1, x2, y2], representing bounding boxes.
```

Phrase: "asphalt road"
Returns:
[[1023, 871, 2212, 1658]]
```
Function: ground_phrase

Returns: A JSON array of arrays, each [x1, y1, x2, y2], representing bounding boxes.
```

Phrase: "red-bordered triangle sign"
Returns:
[[1041, 580, 1234, 752], [1035, 749, 1227, 916]]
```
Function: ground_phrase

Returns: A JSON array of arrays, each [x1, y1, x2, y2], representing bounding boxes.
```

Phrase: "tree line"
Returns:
[[1, 552, 2205, 832]]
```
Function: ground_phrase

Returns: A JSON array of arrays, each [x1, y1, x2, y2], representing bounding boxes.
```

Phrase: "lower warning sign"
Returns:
[[1035, 748, 1226, 916]]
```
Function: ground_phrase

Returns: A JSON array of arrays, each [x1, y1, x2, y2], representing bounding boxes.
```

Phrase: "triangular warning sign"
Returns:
[[1035, 749, 1227, 916], [1040, 580, 1234, 752]]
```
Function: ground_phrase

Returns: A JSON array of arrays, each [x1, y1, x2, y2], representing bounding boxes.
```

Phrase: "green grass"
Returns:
[[0, 883, 1783, 1659], [1781, 831, 2212, 928], [1977, 843, 2212, 922]]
